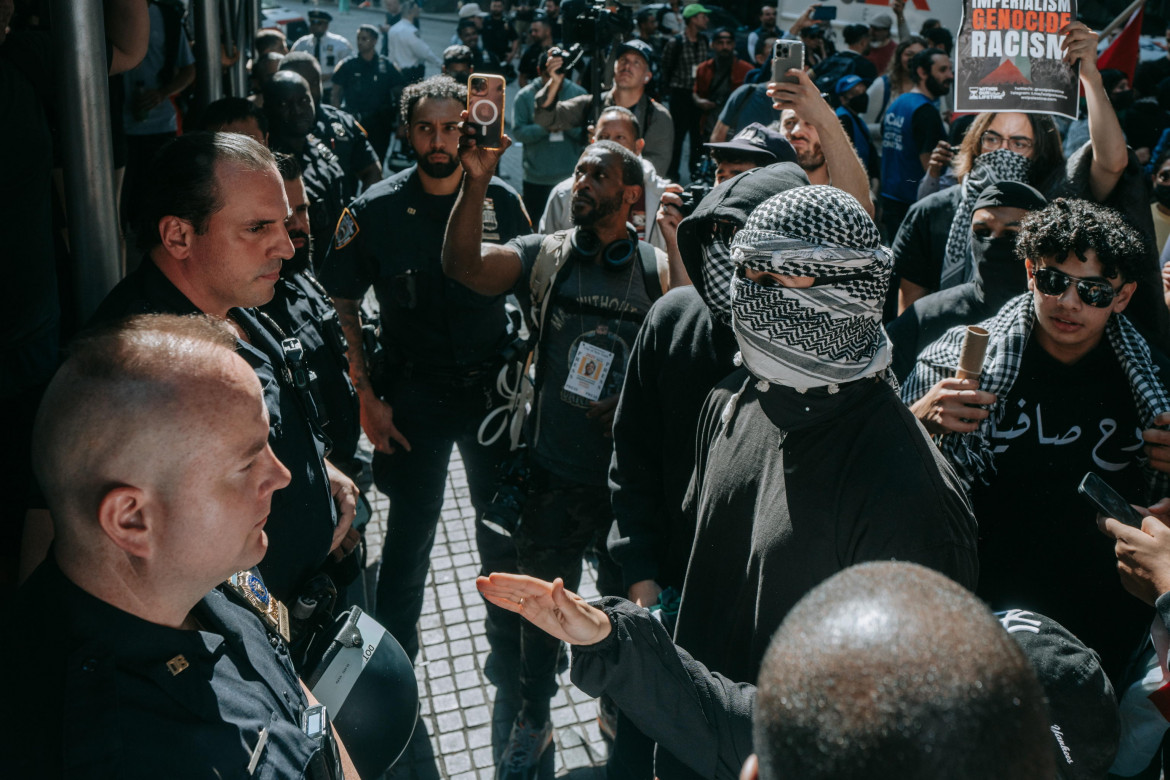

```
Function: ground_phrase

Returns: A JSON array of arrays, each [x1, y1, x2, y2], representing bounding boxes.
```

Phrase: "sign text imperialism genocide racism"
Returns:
[[955, 0, 1079, 117]]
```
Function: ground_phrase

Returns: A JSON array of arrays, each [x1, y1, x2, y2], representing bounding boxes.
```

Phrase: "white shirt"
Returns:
[[291, 31, 354, 88], [385, 18, 442, 71]]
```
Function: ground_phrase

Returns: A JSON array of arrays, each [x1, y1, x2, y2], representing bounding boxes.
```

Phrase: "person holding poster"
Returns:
[[893, 20, 1169, 348]]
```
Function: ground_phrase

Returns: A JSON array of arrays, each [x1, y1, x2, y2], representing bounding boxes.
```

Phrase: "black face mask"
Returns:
[[1111, 89, 1135, 112], [846, 93, 869, 114], [1155, 184, 1170, 208], [971, 232, 1024, 299]]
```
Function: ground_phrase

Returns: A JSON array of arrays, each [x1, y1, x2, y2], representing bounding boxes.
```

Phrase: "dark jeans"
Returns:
[[667, 87, 703, 181], [373, 372, 519, 660], [516, 464, 623, 709], [522, 181, 554, 226]]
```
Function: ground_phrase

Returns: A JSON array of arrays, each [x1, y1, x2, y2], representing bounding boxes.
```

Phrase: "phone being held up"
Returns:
[[1078, 472, 1145, 529], [467, 74, 506, 150], [771, 40, 805, 85]]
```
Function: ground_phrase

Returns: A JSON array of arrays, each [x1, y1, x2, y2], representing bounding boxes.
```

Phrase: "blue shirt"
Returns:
[[881, 92, 940, 204], [122, 4, 194, 135]]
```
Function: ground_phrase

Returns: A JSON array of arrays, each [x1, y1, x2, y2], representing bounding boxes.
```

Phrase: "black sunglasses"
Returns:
[[1031, 266, 1118, 308]]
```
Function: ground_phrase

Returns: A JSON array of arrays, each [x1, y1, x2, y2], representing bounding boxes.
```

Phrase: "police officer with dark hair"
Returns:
[[264, 70, 349, 271], [331, 24, 409, 160], [319, 75, 530, 662], [87, 132, 360, 609]]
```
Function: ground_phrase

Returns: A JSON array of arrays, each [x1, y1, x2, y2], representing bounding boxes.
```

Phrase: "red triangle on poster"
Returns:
[[979, 58, 1030, 85]]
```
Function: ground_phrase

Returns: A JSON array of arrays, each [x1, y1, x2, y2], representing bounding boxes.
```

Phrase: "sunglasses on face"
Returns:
[[1030, 265, 1119, 308]]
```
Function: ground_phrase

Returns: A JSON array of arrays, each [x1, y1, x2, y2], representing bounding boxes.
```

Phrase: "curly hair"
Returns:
[[1016, 198, 1146, 282], [400, 75, 468, 127]]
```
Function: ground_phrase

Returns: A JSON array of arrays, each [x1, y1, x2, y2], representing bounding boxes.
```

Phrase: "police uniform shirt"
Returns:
[[8, 555, 316, 778], [291, 31, 354, 90], [261, 270, 362, 469], [331, 53, 408, 123], [318, 166, 531, 371], [316, 104, 382, 202], [283, 134, 349, 271], [89, 259, 337, 602]]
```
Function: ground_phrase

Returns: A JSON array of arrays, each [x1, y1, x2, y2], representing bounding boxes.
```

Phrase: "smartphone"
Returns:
[[1078, 472, 1145, 528], [812, 5, 837, 20], [771, 40, 805, 84], [467, 74, 506, 150]]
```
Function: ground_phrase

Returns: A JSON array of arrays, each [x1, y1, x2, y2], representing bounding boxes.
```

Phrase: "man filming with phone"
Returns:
[[317, 75, 530, 668], [903, 198, 1170, 686], [533, 39, 674, 175]]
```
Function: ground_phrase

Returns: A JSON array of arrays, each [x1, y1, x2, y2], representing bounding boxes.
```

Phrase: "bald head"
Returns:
[[33, 315, 247, 541], [754, 562, 1053, 780]]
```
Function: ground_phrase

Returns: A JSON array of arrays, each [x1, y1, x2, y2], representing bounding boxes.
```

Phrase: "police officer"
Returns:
[[319, 76, 530, 661], [291, 9, 354, 104], [332, 24, 409, 161], [88, 132, 358, 608], [265, 71, 349, 271], [280, 52, 384, 199], [8, 314, 360, 779]]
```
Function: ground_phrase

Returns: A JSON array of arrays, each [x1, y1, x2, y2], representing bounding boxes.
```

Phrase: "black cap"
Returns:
[[616, 38, 655, 66], [308, 9, 333, 22], [704, 123, 796, 166], [972, 181, 1047, 213], [998, 610, 1120, 780]]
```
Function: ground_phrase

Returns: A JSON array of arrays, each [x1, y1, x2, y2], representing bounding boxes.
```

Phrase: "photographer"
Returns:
[[534, 39, 674, 175]]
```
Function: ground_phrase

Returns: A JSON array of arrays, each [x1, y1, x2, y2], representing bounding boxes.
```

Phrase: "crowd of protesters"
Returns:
[[15, 0, 1170, 778]]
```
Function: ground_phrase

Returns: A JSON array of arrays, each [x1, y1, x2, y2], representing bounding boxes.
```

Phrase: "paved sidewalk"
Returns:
[[363, 450, 610, 780]]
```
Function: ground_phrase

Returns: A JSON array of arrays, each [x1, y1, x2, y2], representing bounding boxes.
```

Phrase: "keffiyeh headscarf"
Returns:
[[902, 293, 1170, 497], [729, 186, 894, 393], [939, 149, 1032, 290], [699, 236, 734, 325]]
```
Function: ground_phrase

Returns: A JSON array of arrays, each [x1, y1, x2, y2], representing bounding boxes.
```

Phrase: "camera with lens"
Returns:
[[561, 0, 633, 49], [678, 182, 714, 217], [481, 449, 531, 537]]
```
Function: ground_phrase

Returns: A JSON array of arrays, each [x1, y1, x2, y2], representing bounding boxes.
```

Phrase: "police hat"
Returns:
[[308, 10, 333, 22]]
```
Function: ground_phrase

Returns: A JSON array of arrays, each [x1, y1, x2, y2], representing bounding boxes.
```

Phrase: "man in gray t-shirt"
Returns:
[[443, 135, 668, 778]]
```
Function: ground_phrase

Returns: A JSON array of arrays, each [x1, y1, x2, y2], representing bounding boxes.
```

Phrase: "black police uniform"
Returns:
[[317, 104, 382, 201], [261, 269, 362, 478], [331, 53, 408, 161], [90, 259, 338, 604], [9, 555, 318, 778], [318, 166, 530, 660], [277, 133, 348, 272]]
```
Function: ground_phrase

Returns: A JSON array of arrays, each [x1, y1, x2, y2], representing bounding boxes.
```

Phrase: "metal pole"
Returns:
[[1099, 0, 1144, 40], [51, 0, 121, 322], [227, 0, 248, 97], [192, 0, 223, 115]]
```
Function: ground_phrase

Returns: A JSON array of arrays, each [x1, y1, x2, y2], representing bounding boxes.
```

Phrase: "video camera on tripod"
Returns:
[[550, 0, 634, 76]]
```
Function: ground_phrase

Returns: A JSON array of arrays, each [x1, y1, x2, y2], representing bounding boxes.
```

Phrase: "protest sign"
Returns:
[[954, 0, 1080, 118]]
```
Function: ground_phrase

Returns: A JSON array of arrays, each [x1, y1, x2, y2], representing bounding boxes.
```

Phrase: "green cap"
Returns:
[[682, 3, 712, 19]]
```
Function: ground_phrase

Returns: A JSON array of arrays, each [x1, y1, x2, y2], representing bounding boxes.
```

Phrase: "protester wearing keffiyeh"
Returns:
[[729, 185, 894, 393]]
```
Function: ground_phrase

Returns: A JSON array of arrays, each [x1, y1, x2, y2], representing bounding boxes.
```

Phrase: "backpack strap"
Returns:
[[638, 242, 668, 302]]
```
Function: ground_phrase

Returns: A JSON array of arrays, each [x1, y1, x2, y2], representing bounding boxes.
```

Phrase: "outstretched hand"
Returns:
[[476, 573, 612, 646], [458, 109, 512, 182]]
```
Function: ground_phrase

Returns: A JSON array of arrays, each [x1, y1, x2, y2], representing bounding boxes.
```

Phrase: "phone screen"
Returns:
[[468, 75, 506, 150], [812, 5, 837, 20], [771, 41, 805, 85], [1078, 472, 1144, 528]]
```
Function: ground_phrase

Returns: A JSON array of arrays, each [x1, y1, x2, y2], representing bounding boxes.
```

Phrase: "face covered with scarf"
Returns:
[[730, 186, 893, 392]]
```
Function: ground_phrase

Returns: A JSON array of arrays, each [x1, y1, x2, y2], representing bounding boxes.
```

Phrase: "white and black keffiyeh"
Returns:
[[938, 149, 1031, 290], [699, 237, 734, 325], [730, 186, 894, 393], [902, 293, 1170, 497]]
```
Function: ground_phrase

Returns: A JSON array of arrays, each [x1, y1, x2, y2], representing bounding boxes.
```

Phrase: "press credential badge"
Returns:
[[564, 341, 614, 401]]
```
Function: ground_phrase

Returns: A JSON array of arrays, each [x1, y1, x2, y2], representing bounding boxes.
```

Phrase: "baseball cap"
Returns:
[[704, 123, 797, 165], [307, 9, 333, 22], [835, 74, 865, 95], [998, 609, 1120, 779], [682, 3, 712, 19], [869, 12, 894, 28], [459, 2, 486, 17], [616, 38, 655, 66]]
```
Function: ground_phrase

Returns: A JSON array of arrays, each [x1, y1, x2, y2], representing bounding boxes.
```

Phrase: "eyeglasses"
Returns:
[[980, 131, 1034, 154], [1031, 266, 1119, 308]]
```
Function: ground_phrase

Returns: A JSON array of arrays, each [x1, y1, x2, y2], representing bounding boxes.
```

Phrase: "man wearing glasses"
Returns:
[[903, 197, 1170, 687]]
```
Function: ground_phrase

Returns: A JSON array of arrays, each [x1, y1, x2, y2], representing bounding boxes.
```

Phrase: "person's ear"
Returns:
[[624, 184, 644, 207], [635, 138, 645, 156], [1112, 279, 1138, 313], [740, 754, 760, 780], [1024, 258, 1036, 291], [97, 485, 155, 559], [158, 215, 195, 260]]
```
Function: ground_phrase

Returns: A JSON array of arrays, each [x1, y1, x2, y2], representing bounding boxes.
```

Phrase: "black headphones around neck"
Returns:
[[570, 225, 638, 272]]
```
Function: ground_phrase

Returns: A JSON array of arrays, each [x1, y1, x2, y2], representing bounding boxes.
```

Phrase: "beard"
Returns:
[[925, 74, 952, 98], [570, 191, 623, 228], [285, 232, 313, 275], [418, 152, 460, 179], [795, 144, 825, 172]]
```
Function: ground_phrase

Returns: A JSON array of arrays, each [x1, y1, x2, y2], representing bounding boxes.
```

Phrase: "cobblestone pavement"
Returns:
[[362, 450, 609, 780]]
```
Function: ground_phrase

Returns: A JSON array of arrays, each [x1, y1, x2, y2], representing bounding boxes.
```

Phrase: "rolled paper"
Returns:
[[956, 326, 989, 381]]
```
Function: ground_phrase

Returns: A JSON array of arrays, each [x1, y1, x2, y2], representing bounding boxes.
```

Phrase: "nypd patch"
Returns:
[[334, 208, 360, 249]]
